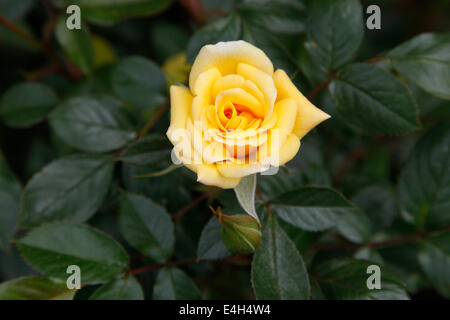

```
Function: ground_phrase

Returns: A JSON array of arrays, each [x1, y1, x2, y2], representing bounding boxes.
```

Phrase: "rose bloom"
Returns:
[[167, 40, 330, 189]]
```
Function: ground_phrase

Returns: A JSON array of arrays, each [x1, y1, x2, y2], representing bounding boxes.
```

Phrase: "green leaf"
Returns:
[[110, 56, 167, 109], [17, 223, 129, 284], [118, 192, 175, 263], [0, 276, 76, 300], [153, 267, 202, 300], [313, 259, 409, 300], [239, 0, 306, 34], [49, 95, 136, 153], [19, 154, 114, 228], [54, 16, 94, 74], [52, 0, 173, 25], [329, 63, 420, 134], [251, 214, 310, 299], [187, 14, 241, 63], [0, 82, 57, 128], [398, 124, 450, 229], [0, 153, 21, 250], [387, 32, 450, 100], [418, 231, 450, 298], [306, 0, 363, 72], [197, 217, 232, 260], [234, 174, 259, 222], [118, 135, 172, 166], [336, 209, 372, 244], [89, 276, 144, 300], [271, 187, 353, 231]]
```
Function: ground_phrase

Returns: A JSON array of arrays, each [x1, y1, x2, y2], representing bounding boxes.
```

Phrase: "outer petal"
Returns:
[[274, 69, 330, 139], [192, 68, 221, 100], [197, 164, 240, 188], [278, 134, 301, 166], [189, 41, 273, 91], [167, 85, 193, 142]]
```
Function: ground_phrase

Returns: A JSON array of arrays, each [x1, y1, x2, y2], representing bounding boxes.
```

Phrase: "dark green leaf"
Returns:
[[187, 14, 241, 63], [306, 0, 363, 72], [89, 276, 144, 300], [329, 63, 420, 134], [0, 276, 76, 300], [313, 259, 409, 300], [153, 267, 201, 300], [272, 187, 353, 231], [0, 82, 57, 128], [251, 215, 310, 299], [119, 192, 175, 263], [54, 16, 94, 74], [197, 217, 232, 260], [110, 56, 167, 109], [336, 209, 372, 244], [118, 135, 172, 165], [17, 223, 129, 283], [19, 154, 114, 228], [418, 231, 450, 298], [398, 124, 450, 229], [49, 95, 136, 153], [0, 153, 21, 250], [387, 32, 450, 100]]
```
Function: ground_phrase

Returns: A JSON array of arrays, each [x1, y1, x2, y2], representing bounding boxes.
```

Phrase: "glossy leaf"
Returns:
[[17, 223, 129, 283], [153, 267, 201, 300], [89, 276, 144, 300], [0, 276, 76, 300], [19, 154, 114, 228], [118, 135, 172, 166]]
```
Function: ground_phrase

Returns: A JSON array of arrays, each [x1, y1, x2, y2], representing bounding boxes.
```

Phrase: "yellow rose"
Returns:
[[166, 40, 330, 189]]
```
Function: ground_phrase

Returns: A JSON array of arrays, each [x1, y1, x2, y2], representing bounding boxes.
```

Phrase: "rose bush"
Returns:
[[167, 40, 329, 188]]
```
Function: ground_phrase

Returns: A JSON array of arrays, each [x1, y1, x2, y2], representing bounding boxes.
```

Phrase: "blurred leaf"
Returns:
[[251, 214, 310, 299], [313, 259, 409, 299], [418, 231, 450, 298], [336, 209, 372, 244], [329, 63, 420, 134], [0, 276, 75, 300], [17, 223, 129, 283], [272, 187, 354, 231], [89, 276, 144, 300], [387, 32, 450, 100], [163, 52, 191, 85], [153, 267, 201, 300], [54, 16, 94, 74], [0, 153, 21, 250], [119, 192, 175, 263], [92, 35, 117, 68], [398, 124, 450, 229], [187, 14, 241, 63], [110, 56, 167, 109], [49, 95, 136, 153], [19, 154, 114, 228], [150, 22, 189, 62], [0, 0, 36, 21], [239, 0, 306, 34], [0, 82, 57, 128], [197, 217, 232, 260], [234, 174, 259, 222], [306, 0, 363, 73], [118, 135, 171, 166], [52, 0, 173, 25]]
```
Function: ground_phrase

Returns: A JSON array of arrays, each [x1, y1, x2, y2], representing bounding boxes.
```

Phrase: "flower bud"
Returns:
[[219, 214, 261, 255]]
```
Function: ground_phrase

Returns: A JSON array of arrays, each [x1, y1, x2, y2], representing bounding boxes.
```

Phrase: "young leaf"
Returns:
[[398, 124, 450, 229], [234, 174, 259, 222], [17, 223, 129, 284], [0, 153, 21, 250], [118, 192, 175, 263], [19, 154, 114, 228], [329, 63, 420, 134], [418, 231, 450, 298], [110, 56, 167, 109], [313, 259, 409, 300], [387, 32, 450, 100], [49, 95, 137, 153], [271, 187, 353, 231], [153, 267, 202, 300], [54, 16, 94, 74], [197, 217, 232, 260], [0, 82, 57, 128], [251, 215, 310, 299], [118, 135, 172, 166], [89, 276, 144, 300], [306, 0, 363, 72], [0, 276, 76, 300]]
